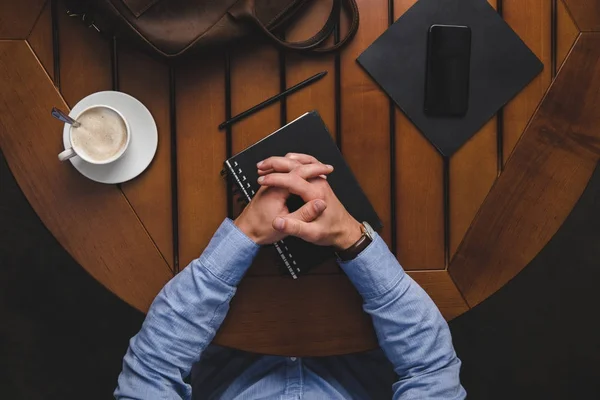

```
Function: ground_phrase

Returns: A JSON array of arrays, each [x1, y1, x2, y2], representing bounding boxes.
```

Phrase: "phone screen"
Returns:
[[424, 25, 472, 117]]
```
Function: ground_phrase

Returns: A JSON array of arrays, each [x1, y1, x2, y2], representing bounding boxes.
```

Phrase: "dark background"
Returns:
[[1, 151, 599, 399]]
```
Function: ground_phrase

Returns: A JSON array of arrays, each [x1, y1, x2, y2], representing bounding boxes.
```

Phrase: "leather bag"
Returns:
[[66, 0, 359, 59]]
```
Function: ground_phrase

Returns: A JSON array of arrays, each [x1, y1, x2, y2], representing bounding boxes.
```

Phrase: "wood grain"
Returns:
[[408, 270, 469, 321], [0, 0, 46, 39], [59, 8, 174, 269], [557, 0, 580, 69], [395, 115, 445, 270], [341, 0, 391, 245], [449, 33, 600, 307], [448, 0, 499, 261], [285, 0, 340, 275], [27, 0, 53, 79], [175, 56, 228, 267], [230, 45, 280, 196], [57, 0, 111, 107], [449, 118, 497, 259], [216, 274, 377, 356], [6, 0, 598, 357], [563, 0, 600, 31], [393, 0, 444, 270], [118, 46, 173, 269], [0, 41, 171, 312], [285, 0, 336, 130], [229, 44, 284, 277], [230, 45, 281, 185], [502, 0, 552, 164], [216, 269, 469, 356]]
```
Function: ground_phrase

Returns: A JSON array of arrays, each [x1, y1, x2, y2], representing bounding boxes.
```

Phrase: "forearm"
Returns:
[[115, 219, 259, 399], [339, 235, 465, 399]]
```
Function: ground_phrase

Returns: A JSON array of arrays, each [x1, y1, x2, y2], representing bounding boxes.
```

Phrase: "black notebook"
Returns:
[[223, 111, 381, 278]]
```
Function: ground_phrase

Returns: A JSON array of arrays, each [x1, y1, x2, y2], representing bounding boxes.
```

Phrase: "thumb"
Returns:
[[293, 199, 327, 222], [272, 200, 326, 242], [272, 216, 320, 243]]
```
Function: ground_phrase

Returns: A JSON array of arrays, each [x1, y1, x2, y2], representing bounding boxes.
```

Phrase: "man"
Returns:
[[115, 153, 465, 399]]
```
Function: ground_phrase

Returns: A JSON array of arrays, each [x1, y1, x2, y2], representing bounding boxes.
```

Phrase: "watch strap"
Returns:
[[336, 223, 373, 261]]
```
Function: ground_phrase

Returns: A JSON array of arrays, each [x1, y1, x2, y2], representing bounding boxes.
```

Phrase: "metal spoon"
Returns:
[[51, 107, 81, 128]]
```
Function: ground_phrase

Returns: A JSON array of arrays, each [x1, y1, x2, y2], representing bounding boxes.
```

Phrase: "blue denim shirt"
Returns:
[[115, 219, 465, 399]]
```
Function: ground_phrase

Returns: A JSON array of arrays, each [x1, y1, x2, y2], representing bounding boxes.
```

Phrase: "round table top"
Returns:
[[1, 0, 599, 356]]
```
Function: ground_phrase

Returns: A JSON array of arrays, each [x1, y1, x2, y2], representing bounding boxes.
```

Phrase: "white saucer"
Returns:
[[63, 91, 158, 184]]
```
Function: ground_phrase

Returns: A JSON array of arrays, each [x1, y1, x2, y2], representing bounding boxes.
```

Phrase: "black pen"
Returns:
[[218, 71, 328, 130]]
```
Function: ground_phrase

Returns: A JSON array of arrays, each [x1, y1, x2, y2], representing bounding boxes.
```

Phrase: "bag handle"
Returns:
[[229, 0, 359, 54]]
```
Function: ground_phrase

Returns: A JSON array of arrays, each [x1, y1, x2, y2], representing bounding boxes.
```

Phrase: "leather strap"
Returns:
[[310, 0, 359, 54], [336, 230, 372, 261], [229, 0, 359, 54]]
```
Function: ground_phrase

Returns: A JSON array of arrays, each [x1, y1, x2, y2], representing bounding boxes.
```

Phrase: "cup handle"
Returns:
[[58, 147, 77, 162]]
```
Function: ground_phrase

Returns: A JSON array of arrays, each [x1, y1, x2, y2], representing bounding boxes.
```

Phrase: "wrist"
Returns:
[[334, 217, 363, 250], [234, 216, 261, 245]]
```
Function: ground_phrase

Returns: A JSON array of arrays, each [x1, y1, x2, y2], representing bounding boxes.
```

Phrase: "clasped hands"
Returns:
[[234, 153, 363, 251]]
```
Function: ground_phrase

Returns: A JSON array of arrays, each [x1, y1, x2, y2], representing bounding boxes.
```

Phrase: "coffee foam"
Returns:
[[71, 107, 128, 162]]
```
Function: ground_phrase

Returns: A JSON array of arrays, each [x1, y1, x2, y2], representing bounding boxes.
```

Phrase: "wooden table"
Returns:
[[1, 0, 599, 356]]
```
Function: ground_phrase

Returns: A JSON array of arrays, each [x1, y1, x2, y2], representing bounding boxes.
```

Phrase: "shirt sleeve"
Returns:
[[114, 218, 259, 400], [339, 233, 466, 400]]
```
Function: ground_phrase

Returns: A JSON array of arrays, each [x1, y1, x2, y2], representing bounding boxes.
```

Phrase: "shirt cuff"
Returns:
[[338, 233, 405, 300], [199, 218, 260, 286]]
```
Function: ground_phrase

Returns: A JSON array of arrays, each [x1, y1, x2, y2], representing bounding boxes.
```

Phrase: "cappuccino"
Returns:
[[71, 107, 128, 162]]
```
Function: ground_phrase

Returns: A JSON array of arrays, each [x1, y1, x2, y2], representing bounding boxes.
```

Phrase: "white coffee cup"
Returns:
[[58, 105, 131, 164]]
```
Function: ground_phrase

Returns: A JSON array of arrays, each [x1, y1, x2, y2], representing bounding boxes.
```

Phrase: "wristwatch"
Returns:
[[336, 221, 375, 261]]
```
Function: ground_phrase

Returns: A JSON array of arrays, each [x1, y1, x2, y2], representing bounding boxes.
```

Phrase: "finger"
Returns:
[[259, 169, 329, 177], [258, 166, 332, 193], [257, 173, 322, 201], [272, 216, 322, 243], [257, 156, 301, 172], [285, 153, 321, 164], [257, 168, 274, 176], [292, 163, 333, 180], [290, 199, 327, 222], [259, 165, 332, 178]]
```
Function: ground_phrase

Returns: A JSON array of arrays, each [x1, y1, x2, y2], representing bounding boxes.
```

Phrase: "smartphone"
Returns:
[[424, 24, 472, 117]]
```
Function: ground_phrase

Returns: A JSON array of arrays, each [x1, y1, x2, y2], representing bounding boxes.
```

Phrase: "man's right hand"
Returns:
[[257, 153, 363, 251]]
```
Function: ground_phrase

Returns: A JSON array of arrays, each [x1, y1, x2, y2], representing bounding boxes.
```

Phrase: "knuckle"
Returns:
[[296, 164, 310, 175], [290, 221, 302, 236], [295, 162, 307, 170], [299, 206, 313, 221], [271, 159, 282, 169]]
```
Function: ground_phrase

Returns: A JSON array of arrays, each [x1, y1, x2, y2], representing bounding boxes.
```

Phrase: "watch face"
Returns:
[[362, 221, 375, 240]]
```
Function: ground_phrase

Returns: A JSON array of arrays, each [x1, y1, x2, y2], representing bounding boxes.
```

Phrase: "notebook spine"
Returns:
[[224, 160, 298, 280], [223, 162, 254, 204], [221, 170, 250, 207], [275, 239, 301, 278]]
